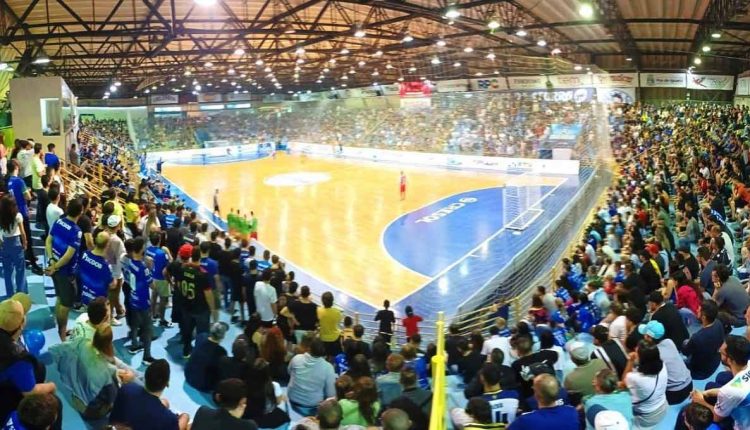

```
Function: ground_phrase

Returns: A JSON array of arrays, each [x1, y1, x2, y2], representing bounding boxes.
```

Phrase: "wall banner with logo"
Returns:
[[687, 74, 734, 91], [507, 76, 548, 90], [436, 79, 470, 93], [548, 74, 593, 89], [149, 94, 179, 105], [596, 87, 637, 104], [469, 77, 508, 92], [737, 77, 750, 96], [592, 73, 638, 88], [197, 93, 222, 103], [639, 73, 687, 88]]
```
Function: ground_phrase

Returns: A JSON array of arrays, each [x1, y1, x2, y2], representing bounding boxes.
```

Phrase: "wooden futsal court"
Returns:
[[162, 153, 564, 307]]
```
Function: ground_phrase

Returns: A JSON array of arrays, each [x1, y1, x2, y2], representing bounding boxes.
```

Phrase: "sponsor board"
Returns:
[[639, 73, 687, 88], [149, 94, 179, 105], [687, 74, 734, 91], [437, 79, 470, 93], [596, 87, 636, 104], [593, 73, 638, 88], [548, 74, 593, 89], [508, 76, 548, 90], [470, 78, 509, 91]]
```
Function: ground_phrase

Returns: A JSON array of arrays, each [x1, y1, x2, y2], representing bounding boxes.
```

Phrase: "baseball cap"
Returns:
[[594, 410, 629, 430], [567, 340, 593, 361], [210, 321, 229, 341], [645, 243, 659, 255], [0, 299, 25, 333], [107, 214, 121, 228], [178, 244, 193, 260], [638, 320, 665, 340]]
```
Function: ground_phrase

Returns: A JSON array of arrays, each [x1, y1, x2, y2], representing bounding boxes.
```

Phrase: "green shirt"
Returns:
[[563, 359, 608, 397], [339, 399, 380, 426], [31, 156, 45, 190]]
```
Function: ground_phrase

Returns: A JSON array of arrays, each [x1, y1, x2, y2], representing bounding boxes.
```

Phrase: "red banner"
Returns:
[[399, 81, 432, 97]]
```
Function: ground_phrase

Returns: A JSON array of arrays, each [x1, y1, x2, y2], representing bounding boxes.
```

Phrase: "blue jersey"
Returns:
[[44, 152, 60, 170], [78, 251, 113, 305], [200, 257, 218, 289], [145, 245, 169, 280], [257, 259, 271, 272], [49, 217, 82, 275], [7, 176, 27, 217], [164, 213, 177, 229], [127, 259, 153, 311], [2, 411, 26, 430]]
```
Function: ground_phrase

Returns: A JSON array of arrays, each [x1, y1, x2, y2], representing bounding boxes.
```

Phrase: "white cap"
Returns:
[[595, 411, 629, 430]]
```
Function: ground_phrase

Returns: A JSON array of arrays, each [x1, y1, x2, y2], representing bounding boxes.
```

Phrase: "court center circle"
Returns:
[[264, 172, 331, 187]]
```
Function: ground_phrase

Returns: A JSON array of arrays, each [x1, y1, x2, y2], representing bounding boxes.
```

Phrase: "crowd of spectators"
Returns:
[[125, 92, 594, 159]]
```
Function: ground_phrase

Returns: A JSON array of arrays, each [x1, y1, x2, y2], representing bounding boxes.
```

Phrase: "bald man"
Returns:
[[295, 398, 344, 430], [508, 374, 579, 430], [382, 408, 412, 430], [78, 231, 114, 305]]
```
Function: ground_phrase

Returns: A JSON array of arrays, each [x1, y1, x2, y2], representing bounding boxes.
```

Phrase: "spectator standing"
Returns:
[[145, 232, 172, 327], [0, 196, 27, 295], [8, 160, 41, 274], [199, 241, 222, 323], [288, 285, 318, 343], [253, 270, 277, 327], [44, 143, 60, 171], [178, 246, 214, 358], [77, 231, 113, 305], [318, 292, 343, 357], [125, 236, 157, 364], [104, 214, 126, 325], [45, 198, 83, 341], [402, 306, 423, 339], [375, 300, 396, 343]]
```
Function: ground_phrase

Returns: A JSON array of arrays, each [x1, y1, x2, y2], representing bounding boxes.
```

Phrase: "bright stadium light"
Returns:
[[402, 34, 414, 43], [515, 29, 527, 37], [409, 66, 417, 72], [227, 68, 235, 75], [579, 2, 594, 18], [194, 0, 217, 5], [431, 56, 441, 64], [436, 39, 447, 47], [204, 61, 213, 68], [109, 85, 117, 92], [574, 65, 582, 71], [702, 45, 711, 52], [453, 62, 461, 67], [464, 47, 474, 53], [295, 47, 306, 55], [712, 32, 721, 38], [486, 51, 496, 60], [354, 25, 366, 37], [694, 57, 702, 65], [340, 48, 350, 55], [551, 48, 562, 55], [537, 39, 547, 47], [33, 53, 51, 64], [358, 60, 366, 66], [255, 59, 264, 66], [114, 81, 122, 86], [445, 6, 460, 19], [145, 89, 150, 94], [373, 50, 383, 56], [487, 18, 500, 30], [234, 48, 245, 56]]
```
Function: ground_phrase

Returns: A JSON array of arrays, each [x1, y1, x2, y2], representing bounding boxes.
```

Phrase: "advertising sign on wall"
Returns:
[[526, 88, 595, 103], [639, 73, 687, 88], [149, 94, 179, 105], [437, 79, 470, 93], [596, 87, 637, 104], [592, 73, 638, 88], [399, 81, 432, 97], [226, 93, 252, 101], [197, 93, 222, 103], [380, 84, 401, 95], [687, 74, 734, 91], [469, 77, 508, 92], [507, 76, 548, 90], [737, 77, 750, 96], [548, 74, 593, 89]]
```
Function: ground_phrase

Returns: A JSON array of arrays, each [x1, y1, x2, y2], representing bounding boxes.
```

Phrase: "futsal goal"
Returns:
[[503, 172, 544, 231]]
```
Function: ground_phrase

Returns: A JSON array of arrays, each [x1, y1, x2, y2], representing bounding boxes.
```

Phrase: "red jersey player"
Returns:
[[400, 171, 407, 200]]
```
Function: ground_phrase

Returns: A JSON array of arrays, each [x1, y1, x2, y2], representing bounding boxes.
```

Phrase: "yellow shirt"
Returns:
[[317, 307, 342, 342], [124, 202, 140, 223]]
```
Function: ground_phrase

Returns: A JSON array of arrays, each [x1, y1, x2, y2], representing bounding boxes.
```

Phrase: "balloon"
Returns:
[[23, 330, 45, 357]]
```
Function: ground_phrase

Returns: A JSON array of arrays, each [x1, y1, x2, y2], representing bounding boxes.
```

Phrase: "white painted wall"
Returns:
[[9, 76, 69, 158]]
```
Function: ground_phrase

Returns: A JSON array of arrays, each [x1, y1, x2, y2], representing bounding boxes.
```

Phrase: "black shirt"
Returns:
[[192, 406, 257, 430], [77, 214, 93, 254], [511, 350, 559, 399], [375, 309, 396, 335], [343, 339, 372, 361], [185, 339, 228, 392], [181, 264, 211, 314], [457, 351, 486, 384], [288, 300, 318, 331], [652, 303, 690, 351], [166, 227, 183, 258], [683, 255, 701, 280], [36, 188, 49, 225]]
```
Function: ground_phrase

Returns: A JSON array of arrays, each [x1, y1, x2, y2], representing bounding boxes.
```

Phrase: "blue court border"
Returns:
[[153, 155, 590, 319]]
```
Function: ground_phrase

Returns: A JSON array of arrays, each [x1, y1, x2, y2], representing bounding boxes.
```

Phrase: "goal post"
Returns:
[[503, 172, 544, 231]]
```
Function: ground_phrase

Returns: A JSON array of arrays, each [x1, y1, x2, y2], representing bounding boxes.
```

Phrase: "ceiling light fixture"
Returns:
[[464, 46, 474, 53], [373, 50, 383, 56], [255, 59, 264, 66], [625, 57, 632, 61], [487, 18, 500, 30], [454, 62, 461, 67], [145, 89, 151, 94], [228, 68, 235, 74], [33, 53, 51, 64], [436, 39, 447, 47], [578, 2, 594, 18], [234, 48, 245, 56], [694, 57, 702, 65], [358, 60, 366, 66], [402, 34, 414, 43], [204, 61, 213, 68], [550, 48, 562, 55], [340, 48, 350, 55], [574, 65, 582, 71], [354, 25, 366, 38], [486, 51, 496, 60], [537, 39, 547, 47], [702, 45, 711, 52], [431, 56, 441, 65], [515, 29, 527, 37], [295, 47, 305, 55], [445, 6, 460, 19], [711, 32, 721, 38]]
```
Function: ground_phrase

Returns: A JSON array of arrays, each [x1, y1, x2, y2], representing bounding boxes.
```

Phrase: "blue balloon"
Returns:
[[23, 329, 45, 356]]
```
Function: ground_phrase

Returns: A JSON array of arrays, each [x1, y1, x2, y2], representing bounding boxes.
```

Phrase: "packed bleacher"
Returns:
[[136, 92, 595, 159], [3, 101, 750, 430]]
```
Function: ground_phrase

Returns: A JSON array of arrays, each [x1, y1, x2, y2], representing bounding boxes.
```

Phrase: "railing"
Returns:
[[429, 312, 446, 430]]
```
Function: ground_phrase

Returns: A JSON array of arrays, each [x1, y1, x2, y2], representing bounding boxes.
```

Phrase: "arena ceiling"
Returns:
[[0, 0, 749, 97]]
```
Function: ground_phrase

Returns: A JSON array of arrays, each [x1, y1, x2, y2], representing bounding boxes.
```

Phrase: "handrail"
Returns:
[[428, 312, 446, 430]]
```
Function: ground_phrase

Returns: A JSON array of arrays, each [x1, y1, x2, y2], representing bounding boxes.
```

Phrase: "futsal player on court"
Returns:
[[213, 189, 220, 217], [400, 171, 407, 200]]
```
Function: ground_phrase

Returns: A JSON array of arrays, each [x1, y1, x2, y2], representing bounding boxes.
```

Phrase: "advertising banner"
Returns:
[[507, 76, 548, 90], [470, 77, 508, 92], [197, 93, 222, 103], [437, 79, 470, 93], [225, 93, 252, 101], [524, 88, 595, 103], [299, 92, 324, 102], [592, 73, 638, 88], [380, 84, 401, 95], [737, 77, 750, 96], [596, 87, 637, 104], [149, 94, 179, 105], [687, 74, 734, 91], [639, 73, 687, 88], [548, 74, 593, 89], [399, 81, 432, 97]]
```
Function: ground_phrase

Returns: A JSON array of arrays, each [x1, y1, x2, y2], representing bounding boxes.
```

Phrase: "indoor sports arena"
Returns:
[[0, 1, 748, 429]]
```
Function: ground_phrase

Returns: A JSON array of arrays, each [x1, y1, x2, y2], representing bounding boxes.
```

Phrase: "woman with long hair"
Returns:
[[339, 376, 380, 426], [260, 326, 290, 384], [0, 195, 27, 294], [242, 358, 290, 429], [622, 340, 668, 428], [344, 354, 372, 380]]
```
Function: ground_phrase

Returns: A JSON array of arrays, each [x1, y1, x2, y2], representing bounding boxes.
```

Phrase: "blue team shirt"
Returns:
[[2, 411, 26, 430], [44, 153, 60, 170], [199, 257, 218, 289], [257, 259, 271, 272], [109, 383, 179, 430], [7, 176, 27, 217], [49, 217, 82, 275], [145, 245, 169, 280], [127, 259, 153, 311], [508, 405, 579, 430], [78, 250, 113, 305], [163, 213, 177, 229]]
